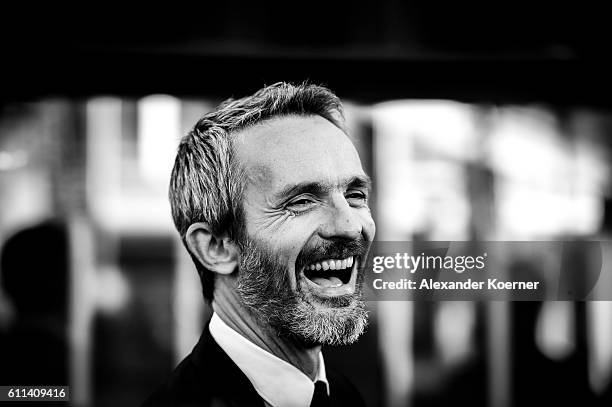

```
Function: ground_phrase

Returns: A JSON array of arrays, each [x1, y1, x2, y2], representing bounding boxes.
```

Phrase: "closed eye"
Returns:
[[292, 198, 315, 206], [346, 190, 367, 200], [346, 192, 366, 199], [346, 190, 369, 207], [286, 196, 318, 213]]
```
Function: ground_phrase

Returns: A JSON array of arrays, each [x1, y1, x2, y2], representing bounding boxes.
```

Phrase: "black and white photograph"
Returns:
[[1, 2, 612, 406]]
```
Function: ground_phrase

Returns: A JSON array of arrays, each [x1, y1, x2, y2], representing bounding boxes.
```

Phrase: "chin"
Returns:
[[275, 296, 369, 347]]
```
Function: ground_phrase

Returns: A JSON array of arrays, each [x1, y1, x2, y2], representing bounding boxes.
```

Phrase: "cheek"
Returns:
[[262, 213, 322, 248], [260, 230, 309, 279], [368, 212, 376, 232], [361, 210, 376, 240], [273, 240, 303, 263]]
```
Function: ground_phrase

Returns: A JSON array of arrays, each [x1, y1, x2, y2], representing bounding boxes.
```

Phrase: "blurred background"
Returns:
[[2, 2, 612, 406]]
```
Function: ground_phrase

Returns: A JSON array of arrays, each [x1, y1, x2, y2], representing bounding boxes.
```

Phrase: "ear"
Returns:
[[185, 222, 239, 275]]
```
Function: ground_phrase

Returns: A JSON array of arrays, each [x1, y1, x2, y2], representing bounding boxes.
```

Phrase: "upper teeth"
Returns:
[[307, 256, 354, 271]]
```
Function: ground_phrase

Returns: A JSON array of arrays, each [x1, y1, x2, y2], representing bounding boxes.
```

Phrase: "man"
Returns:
[[144, 82, 376, 407]]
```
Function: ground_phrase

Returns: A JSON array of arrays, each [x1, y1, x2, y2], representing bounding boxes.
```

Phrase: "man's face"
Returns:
[[232, 114, 376, 345]]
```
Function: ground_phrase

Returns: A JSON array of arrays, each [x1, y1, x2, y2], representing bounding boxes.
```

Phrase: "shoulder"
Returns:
[[327, 367, 367, 407], [141, 356, 208, 407], [141, 327, 263, 407]]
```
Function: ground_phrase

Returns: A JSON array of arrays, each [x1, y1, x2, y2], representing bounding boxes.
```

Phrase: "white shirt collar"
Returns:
[[209, 312, 329, 407]]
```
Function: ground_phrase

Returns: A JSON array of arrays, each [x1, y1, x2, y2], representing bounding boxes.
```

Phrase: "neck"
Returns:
[[212, 281, 321, 380]]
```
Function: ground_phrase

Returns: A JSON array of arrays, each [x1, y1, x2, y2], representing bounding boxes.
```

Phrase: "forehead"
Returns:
[[233, 115, 365, 189]]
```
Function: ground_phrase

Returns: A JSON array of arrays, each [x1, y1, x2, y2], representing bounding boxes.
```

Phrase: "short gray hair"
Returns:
[[169, 82, 347, 301]]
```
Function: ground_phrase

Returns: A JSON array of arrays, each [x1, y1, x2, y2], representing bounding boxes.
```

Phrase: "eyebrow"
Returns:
[[274, 175, 372, 202]]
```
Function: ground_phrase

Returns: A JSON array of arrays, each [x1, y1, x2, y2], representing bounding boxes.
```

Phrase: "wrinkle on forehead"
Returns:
[[233, 115, 363, 191]]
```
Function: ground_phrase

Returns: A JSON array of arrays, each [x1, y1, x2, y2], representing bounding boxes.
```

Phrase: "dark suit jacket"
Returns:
[[142, 325, 367, 407]]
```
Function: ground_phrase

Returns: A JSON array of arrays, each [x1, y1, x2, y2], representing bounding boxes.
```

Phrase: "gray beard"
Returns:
[[235, 236, 368, 346]]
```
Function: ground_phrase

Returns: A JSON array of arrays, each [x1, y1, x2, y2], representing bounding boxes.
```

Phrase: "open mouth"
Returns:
[[300, 256, 359, 297], [304, 256, 354, 287]]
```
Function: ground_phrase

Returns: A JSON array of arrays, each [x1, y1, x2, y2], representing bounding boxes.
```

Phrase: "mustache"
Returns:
[[296, 236, 369, 270]]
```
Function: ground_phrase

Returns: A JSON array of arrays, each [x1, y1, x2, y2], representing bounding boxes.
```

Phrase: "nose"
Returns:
[[318, 195, 363, 240]]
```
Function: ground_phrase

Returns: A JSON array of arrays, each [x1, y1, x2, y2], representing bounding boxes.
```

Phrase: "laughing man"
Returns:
[[144, 82, 376, 407]]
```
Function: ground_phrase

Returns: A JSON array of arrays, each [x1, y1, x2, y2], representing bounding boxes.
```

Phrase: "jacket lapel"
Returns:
[[190, 325, 266, 407]]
